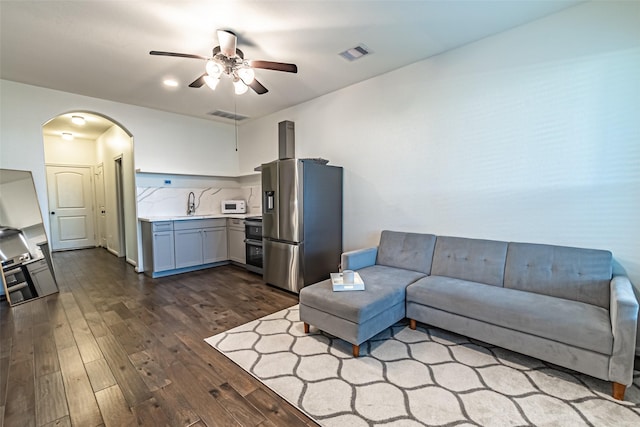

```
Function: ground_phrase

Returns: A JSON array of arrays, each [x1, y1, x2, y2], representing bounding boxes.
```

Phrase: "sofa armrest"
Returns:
[[609, 275, 639, 385], [341, 247, 378, 272]]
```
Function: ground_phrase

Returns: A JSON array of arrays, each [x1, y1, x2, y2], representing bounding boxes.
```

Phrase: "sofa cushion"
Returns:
[[376, 231, 437, 274], [406, 276, 613, 354], [504, 242, 612, 309], [431, 236, 508, 287], [300, 265, 425, 324]]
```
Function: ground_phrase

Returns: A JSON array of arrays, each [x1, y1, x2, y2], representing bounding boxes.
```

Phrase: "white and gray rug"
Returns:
[[205, 305, 640, 426]]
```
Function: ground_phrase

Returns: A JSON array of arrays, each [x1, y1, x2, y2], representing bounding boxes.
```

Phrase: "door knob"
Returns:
[[51, 211, 55, 215]]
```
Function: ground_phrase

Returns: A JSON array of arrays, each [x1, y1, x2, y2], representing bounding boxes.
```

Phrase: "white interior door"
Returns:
[[95, 164, 107, 247], [46, 165, 96, 250]]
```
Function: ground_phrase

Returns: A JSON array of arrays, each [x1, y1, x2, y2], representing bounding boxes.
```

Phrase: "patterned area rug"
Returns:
[[205, 305, 640, 426]]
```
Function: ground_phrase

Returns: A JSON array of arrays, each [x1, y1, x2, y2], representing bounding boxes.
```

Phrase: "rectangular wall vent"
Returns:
[[339, 44, 370, 61], [207, 110, 249, 121]]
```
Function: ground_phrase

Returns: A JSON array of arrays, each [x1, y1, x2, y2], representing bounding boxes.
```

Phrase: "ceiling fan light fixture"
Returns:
[[237, 64, 255, 84], [151, 29, 297, 95], [206, 60, 223, 78], [204, 75, 221, 90], [233, 78, 248, 95]]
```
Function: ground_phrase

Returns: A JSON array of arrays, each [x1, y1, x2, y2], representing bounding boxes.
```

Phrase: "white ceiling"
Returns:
[[1, 0, 583, 132]]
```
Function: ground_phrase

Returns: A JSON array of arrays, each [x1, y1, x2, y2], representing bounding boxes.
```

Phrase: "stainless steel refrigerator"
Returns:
[[262, 158, 343, 293]]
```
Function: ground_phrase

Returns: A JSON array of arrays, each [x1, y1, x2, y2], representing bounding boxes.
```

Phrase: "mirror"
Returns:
[[0, 168, 58, 306]]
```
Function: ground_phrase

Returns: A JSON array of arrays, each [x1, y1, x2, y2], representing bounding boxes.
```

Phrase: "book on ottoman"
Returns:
[[331, 272, 365, 291]]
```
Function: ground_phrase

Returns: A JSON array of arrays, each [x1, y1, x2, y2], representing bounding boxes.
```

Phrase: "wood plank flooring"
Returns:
[[0, 248, 316, 426]]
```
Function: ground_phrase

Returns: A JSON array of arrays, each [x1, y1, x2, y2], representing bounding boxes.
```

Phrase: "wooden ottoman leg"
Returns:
[[303, 323, 310, 333], [352, 345, 360, 358], [409, 319, 417, 330]]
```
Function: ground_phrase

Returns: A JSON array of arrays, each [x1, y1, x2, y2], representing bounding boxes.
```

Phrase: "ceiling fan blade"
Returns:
[[217, 30, 237, 57], [189, 73, 207, 88], [150, 51, 208, 60], [249, 60, 298, 73], [247, 79, 268, 95]]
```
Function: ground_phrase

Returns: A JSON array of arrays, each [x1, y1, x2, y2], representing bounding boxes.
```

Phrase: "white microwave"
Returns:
[[221, 200, 246, 214]]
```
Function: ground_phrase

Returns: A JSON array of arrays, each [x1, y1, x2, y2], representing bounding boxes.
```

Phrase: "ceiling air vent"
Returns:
[[339, 44, 370, 61], [207, 110, 249, 121]]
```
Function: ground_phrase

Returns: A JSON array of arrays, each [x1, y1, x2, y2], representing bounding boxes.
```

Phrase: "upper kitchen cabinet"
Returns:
[[0, 169, 59, 306]]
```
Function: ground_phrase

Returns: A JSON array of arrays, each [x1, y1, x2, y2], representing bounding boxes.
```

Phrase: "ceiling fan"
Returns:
[[150, 29, 298, 95]]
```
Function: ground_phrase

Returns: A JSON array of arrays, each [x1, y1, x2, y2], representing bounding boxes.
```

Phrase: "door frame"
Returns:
[[114, 155, 126, 258], [94, 163, 107, 248]]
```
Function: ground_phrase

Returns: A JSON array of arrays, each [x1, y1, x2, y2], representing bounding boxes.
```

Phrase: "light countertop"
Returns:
[[138, 214, 258, 222]]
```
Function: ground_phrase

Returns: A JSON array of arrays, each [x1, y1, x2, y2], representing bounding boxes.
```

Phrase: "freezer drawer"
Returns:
[[263, 239, 303, 293]]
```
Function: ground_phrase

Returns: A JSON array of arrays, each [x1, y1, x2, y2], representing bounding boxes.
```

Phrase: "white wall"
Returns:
[[96, 125, 137, 264], [43, 135, 97, 165], [240, 3, 640, 300], [0, 80, 238, 270]]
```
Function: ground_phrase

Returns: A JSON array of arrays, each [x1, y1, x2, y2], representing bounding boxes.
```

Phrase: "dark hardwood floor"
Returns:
[[1, 248, 316, 427]]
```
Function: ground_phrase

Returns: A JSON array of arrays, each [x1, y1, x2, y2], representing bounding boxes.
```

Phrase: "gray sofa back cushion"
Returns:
[[431, 236, 508, 286], [376, 231, 437, 274], [504, 242, 612, 309]]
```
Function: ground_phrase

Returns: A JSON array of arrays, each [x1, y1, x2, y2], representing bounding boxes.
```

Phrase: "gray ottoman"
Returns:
[[299, 265, 426, 356]]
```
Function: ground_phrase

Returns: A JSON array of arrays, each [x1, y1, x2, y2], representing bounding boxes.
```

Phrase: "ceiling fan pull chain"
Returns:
[[234, 95, 238, 152]]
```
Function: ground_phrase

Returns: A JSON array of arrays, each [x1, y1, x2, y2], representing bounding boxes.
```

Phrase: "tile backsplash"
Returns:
[[137, 185, 261, 217]]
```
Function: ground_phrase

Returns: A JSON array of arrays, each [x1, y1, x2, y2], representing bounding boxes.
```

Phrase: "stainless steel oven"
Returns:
[[244, 217, 263, 275]]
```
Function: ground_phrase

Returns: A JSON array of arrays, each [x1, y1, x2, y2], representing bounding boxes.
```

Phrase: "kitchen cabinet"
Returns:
[[26, 259, 58, 297], [140, 217, 247, 278], [1, 258, 58, 305], [203, 227, 228, 263], [174, 228, 203, 268], [2, 264, 34, 304], [174, 218, 227, 269], [227, 218, 246, 264], [141, 221, 175, 276]]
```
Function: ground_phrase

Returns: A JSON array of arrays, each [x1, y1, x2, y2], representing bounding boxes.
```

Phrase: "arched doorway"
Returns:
[[41, 111, 138, 267]]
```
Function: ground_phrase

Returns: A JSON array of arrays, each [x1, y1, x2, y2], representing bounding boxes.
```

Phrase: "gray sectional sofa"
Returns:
[[299, 230, 639, 400]]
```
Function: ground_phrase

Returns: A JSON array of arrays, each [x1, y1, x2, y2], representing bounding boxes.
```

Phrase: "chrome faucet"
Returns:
[[187, 192, 196, 215]]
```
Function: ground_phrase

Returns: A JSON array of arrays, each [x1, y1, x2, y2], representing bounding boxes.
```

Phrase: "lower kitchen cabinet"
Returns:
[[174, 228, 203, 268], [141, 221, 175, 275], [141, 217, 241, 278], [174, 218, 228, 269], [203, 227, 228, 263], [227, 218, 246, 264], [1, 259, 59, 305], [26, 258, 58, 297]]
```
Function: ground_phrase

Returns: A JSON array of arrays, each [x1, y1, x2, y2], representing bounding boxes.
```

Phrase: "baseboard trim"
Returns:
[[106, 247, 120, 257]]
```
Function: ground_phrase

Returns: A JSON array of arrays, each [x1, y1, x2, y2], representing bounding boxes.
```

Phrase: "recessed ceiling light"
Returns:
[[163, 79, 179, 87], [62, 132, 74, 140], [71, 115, 85, 125]]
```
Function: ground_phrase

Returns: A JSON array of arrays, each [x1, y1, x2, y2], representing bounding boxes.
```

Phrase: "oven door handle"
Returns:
[[244, 238, 263, 245]]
